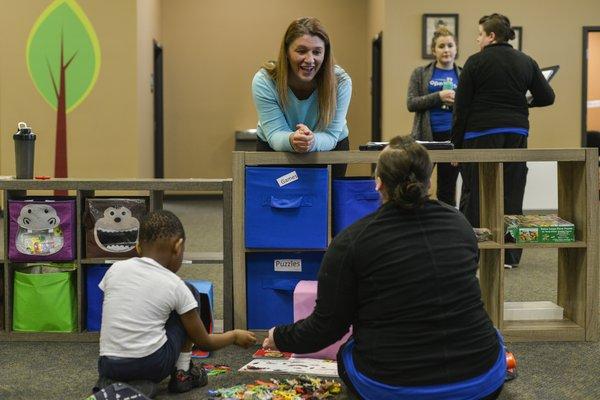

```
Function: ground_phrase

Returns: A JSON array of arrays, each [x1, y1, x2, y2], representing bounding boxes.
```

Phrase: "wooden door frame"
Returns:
[[582, 27, 600, 146]]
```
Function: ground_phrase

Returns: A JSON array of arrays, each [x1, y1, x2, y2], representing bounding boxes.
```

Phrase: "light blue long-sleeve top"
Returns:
[[251, 65, 352, 152]]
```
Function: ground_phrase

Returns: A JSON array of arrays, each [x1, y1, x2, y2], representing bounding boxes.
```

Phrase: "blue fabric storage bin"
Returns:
[[333, 178, 380, 236], [246, 252, 323, 329], [245, 167, 328, 249], [86, 264, 110, 331]]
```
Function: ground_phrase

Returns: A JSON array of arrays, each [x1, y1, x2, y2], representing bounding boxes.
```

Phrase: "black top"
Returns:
[[452, 42, 555, 148], [274, 200, 499, 386]]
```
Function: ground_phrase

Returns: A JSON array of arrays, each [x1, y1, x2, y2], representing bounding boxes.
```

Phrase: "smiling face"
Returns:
[[93, 206, 140, 252], [477, 25, 495, 50], [287, 34, 325, 87], [432, 35, 457, 68]]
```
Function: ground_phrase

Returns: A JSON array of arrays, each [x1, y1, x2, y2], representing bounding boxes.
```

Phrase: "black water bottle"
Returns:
[[13, 122, 36, 179]]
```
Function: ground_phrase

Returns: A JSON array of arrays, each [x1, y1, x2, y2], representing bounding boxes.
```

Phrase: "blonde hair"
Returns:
[[264, 17, 337, 130], [430, 26, 455, 52]]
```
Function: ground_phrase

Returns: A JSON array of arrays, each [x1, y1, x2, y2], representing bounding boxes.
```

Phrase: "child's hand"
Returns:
[[262, 327, 278, 350], [233, 329, 257, 348]]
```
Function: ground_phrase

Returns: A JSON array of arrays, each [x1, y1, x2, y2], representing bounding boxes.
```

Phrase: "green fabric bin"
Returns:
[[13, 264, 77, 332]]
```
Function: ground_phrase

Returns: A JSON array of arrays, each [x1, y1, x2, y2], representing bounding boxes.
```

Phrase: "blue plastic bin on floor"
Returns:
[[86, 264, 110, 332], [186, 280, 214, 334], [245, 167, 328, 249], [246, 252, 323, 329], [333, 178, 380, 236], [186, 280, 214, 358]]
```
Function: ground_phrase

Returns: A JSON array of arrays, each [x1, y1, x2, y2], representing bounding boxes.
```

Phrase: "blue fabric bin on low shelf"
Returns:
[[86, 264, 110, 332], [246, 252, 323, 329], [245, 167, 328, 249], [332, 178, 381, 236]]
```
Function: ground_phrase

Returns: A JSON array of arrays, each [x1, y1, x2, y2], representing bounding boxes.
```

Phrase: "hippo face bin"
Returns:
[[8, 199, 76, 262], [84, 198, 148, 258]]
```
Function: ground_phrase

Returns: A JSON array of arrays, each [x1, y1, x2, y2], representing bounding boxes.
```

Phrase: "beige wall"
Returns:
[[3, 2, 599, 180], [0, 0, 142, 178], [162, 0, 370, 178], [382, 0, 600, 147], [137, 0, 162, 178], [587, 32, 600, 132]]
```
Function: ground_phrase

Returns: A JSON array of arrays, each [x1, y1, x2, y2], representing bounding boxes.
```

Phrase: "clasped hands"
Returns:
[[289, 123, 314, 153]]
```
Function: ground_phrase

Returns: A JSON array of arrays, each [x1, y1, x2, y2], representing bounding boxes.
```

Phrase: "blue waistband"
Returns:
[[342, 332, 506, 400], [464, 127, 528, 140]]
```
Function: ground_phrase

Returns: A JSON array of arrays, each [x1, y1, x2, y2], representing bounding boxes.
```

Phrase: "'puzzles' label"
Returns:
[[276, 171, 298, 187], [274, 259, 302, 272]]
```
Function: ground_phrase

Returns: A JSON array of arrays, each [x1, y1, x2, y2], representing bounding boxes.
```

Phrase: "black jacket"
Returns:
[[274, 201, 499, 386], [452, 43, 555, 148]]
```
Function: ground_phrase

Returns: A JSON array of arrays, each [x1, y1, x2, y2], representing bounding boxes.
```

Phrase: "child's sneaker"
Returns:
[[167, 361, 208, 393]]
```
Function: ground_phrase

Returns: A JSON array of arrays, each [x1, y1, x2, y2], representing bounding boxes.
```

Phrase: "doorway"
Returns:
[[581, 27, 600, 147], [153, 41, 164, 178]]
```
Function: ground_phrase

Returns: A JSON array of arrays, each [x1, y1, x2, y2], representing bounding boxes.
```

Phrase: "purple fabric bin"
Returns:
[[8, 199, 76, 262]]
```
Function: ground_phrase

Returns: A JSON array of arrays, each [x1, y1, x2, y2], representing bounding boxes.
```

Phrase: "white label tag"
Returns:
[[274, 259, 302, 272], [276, 171, 298, 187]]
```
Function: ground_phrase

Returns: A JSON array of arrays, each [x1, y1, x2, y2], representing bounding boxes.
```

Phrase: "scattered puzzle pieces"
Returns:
[[207, 375, 342, 399]]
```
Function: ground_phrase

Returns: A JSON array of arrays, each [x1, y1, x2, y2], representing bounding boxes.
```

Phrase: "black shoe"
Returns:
[[168, 361, 208, 393]]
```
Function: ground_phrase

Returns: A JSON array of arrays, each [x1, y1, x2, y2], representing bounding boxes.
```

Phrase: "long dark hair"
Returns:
[[479, 13, 515, 43], [376, 136, 432, 210]]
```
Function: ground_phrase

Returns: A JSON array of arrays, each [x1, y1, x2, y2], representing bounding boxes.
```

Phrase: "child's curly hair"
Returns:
[[139, 210, 185, 243]]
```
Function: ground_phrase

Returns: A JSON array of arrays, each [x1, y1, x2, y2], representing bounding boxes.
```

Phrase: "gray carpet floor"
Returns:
[[0, 198, 599, 399]]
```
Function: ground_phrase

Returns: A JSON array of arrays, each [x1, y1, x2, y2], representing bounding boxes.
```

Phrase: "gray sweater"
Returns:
[[407, 62, 462, 141]]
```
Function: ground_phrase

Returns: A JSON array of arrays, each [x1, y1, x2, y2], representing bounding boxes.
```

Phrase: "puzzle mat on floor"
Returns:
[[239, 357, 338, 377]]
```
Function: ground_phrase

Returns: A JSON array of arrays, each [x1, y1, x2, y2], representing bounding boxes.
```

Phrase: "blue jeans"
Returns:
[[98, 282, 202, 382]]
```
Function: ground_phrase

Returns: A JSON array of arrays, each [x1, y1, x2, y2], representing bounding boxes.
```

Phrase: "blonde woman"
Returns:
[[252, 17, 352, 177], [407, 27, 461, 206]]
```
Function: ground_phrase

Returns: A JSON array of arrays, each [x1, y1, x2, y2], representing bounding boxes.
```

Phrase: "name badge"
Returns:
[[274, 259, 302, 272], [276, 171, 298, 187]]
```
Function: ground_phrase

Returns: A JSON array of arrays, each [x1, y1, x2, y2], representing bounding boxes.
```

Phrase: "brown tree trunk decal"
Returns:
[[27, 0, 101, 191], [50, 34, 76, 195]]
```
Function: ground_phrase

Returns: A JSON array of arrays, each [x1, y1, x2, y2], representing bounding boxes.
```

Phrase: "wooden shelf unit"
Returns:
[[0, 178, 233, 341], [232, 149, 599, 342]]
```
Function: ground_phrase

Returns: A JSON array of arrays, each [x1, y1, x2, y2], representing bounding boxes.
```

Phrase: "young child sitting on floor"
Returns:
[[95, 210, 256, 395]]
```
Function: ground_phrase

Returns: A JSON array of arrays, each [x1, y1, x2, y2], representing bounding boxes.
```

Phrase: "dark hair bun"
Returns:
[[508, 28, 516, 41]]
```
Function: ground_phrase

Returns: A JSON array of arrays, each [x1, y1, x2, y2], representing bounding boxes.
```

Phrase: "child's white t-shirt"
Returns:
[[98, 257, 197, 358]]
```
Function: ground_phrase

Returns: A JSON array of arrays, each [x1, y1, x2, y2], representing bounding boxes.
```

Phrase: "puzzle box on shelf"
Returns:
[[504, 214, 575, 243]]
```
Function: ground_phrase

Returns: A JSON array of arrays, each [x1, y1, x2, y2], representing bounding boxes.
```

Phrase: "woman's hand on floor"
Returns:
[[262, 327, 278, 350]]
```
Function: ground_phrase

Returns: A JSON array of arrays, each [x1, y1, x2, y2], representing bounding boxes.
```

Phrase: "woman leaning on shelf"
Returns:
[[407, 26, 461, 206], [451, 13, 555, 268], [251, 17, 352, 178]]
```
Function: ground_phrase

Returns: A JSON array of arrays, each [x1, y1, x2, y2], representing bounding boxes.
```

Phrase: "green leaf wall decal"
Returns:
[[26, 0, 101, 113]]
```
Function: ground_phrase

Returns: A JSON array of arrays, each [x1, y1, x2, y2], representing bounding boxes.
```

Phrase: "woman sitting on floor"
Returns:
[[263, 136, 506, 400]]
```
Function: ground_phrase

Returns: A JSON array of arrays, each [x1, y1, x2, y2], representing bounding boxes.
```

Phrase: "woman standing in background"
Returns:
[[407, 27, 461, 206], [452, 13, 554, 268], [252, 17, 352, 177]]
